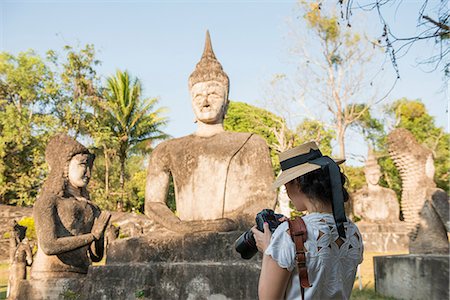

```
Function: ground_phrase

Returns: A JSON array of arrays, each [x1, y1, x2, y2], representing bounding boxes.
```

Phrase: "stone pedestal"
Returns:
[[374, 254, 449, 300], [17, 231, 261, 299], [357, 222, 409, 252], [85, 261, 259, 299], [15, 231, 259, 299], [17, 277, 86, 300], [92, 231, 261, 299]]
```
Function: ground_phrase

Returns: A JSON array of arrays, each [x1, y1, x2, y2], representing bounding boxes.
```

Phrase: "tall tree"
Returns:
[[0, 50, 57, 205], [272, 2, 385, 159], [47, 44, 100, 137], [101, 70, 167, 210]]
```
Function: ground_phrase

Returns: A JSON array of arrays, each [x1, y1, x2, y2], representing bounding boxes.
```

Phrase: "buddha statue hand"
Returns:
[[185, 218, 237, 233], [91, 211, 111, 240]]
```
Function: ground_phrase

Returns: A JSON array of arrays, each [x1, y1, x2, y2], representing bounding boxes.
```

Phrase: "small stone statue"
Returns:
[[353, 149, 400, 222], [7, 220, 33, 300], [31, 134, 111, 279], [388, 128, 449, 254], [145, 31, 275, 232]]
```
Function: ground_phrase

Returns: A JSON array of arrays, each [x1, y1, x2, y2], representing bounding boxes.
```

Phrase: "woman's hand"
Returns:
[[251, 222, 272, 253]]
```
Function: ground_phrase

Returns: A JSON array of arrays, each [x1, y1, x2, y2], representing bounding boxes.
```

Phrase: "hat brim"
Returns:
[[272, 158, 345, 189]]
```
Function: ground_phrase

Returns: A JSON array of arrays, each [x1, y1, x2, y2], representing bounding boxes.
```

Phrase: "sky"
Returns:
[[1, 0, 448, 166]]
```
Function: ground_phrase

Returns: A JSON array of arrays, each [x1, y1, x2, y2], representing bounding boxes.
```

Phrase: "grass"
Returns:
[[350, 251, 407, 299], [0, 262, 8, 300]]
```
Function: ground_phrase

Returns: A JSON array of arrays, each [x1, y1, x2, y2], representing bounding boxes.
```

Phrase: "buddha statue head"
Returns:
[[364, 149, 382, 187], [188, 31, 229, 125]]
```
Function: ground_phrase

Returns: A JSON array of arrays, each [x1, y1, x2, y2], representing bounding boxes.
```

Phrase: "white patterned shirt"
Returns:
[[265, 213, 364, 300]]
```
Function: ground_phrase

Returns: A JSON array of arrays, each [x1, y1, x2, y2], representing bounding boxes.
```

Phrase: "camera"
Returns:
[[235, 209, 284, 259]]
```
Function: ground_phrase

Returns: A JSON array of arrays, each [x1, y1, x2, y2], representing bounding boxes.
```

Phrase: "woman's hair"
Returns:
[[292, 167, 349, 204]]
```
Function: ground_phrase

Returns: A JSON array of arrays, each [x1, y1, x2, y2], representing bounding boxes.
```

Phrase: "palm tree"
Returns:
[[102, 70, 167, 211]]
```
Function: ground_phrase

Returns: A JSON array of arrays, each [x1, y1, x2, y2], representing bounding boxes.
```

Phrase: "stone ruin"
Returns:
[[15, 32, 275, 299], [17, 134, 111, 299], [387, 128, 449, 254], [374, 128, 449, 300], [353, 148, 400, 223], [352, 148, 407, 252], [7, 220, 33, 300], [94, 30, 275, 299], [144, 30, 275, 233]]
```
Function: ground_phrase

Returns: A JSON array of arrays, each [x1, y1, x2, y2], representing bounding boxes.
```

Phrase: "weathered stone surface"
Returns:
[[145, 31, 275, 233], [374, 254, 449, 300], [85, 262, 260, 300], [387, 128, 449, 254], [31, 134, 110, 279], [17, 277, 86, 300], [103, 231, 261, 299], [353, 149, 400, 223], [357, 222, 409, 252], [8, 221, 33, 300], [107, 231, 253, 263]]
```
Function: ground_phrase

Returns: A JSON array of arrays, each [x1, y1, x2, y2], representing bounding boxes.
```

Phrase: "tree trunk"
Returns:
[[117, 154, 125, 212], [103, 146, 109, 199], [338, 126, 346, 159]]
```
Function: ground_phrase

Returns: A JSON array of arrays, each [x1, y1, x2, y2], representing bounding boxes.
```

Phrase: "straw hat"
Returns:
[[272, 141, 345, 189]]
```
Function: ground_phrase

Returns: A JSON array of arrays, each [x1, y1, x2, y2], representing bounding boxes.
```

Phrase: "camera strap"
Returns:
[[288, 217, 311, 300]]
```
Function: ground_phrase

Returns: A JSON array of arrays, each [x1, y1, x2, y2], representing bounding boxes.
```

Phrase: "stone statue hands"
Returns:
[[92, 211, 111, 240], [183, 218, 237, 233]]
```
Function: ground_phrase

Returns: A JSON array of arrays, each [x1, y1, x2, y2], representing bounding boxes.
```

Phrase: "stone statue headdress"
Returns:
[[188, 30, 229, 95], [39, 133, 94, 199], [365, 148, 381, 174]]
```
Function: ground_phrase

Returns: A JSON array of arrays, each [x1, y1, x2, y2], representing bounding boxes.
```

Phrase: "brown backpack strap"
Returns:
[[288, 217, 311, 300]]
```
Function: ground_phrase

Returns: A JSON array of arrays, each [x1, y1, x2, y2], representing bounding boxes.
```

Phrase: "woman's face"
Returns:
[[68, 154, 92, 188], [285, 180, 307, 212]]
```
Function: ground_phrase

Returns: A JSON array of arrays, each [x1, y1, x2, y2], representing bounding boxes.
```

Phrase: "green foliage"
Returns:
[[0, 50, 57, 205], [167, 175, 176, 212], [348, 104, 385, 147], [18, 216, 36, 241], [224, 101, 285, 173], [304, 2, 339, 42], [344, 166, 365, 193], [47, 44, 100, 136], [60, 289, 80, 300], [134, 290, 145, 298], [97, 70, 168, 210], [0, 46, 168, 212], [295, 119, 335, 156]]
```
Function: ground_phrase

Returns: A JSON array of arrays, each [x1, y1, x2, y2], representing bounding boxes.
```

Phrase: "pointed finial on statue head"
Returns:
[[189, 30, 229, 93], [202, 30, 216, 60]]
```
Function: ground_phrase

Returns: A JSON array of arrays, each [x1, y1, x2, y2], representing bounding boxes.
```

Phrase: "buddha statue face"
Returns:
[[68, 153, 93, 189], [190, 80, 228, 124], [365, 167, 381, 186]]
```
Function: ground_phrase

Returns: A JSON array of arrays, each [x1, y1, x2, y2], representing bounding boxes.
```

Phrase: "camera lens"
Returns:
[[235, 230, 258, 259]]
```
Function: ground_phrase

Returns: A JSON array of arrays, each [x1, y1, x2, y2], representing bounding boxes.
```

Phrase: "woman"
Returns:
[[252, 142, 363, 300], [31, 134, 110, 279]]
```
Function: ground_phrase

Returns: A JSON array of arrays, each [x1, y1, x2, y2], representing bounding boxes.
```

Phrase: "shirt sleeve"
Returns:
[[264, 221, 296, 272]]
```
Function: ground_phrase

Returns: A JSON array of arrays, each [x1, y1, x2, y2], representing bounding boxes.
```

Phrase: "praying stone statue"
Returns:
[[7, 220, 33, 300], [31, 134, 111, 279], [387, 128, 449, 254], [145, 31, 275, 232], [353, 148, 400, 222]]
